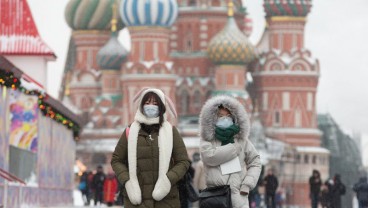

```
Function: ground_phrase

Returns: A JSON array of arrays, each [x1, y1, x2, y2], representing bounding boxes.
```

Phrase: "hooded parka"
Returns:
[[111, 88, 190, 208], [199, 96, 262, 208]]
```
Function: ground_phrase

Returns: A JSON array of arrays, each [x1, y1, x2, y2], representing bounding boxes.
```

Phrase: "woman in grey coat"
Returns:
[[199, 96, 262, 208]]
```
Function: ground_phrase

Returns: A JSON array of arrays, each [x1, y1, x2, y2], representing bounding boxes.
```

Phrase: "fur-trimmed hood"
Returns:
[[199, 95, 250, 142]]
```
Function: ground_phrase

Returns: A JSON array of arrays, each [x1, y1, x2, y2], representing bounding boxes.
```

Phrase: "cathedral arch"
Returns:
[[289, 59, 312, 71], [264, 59, 285, 71], [78, 72, 97, 83]]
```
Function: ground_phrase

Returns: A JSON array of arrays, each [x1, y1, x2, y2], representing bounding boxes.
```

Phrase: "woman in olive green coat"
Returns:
[[111, 88, 190, 208]]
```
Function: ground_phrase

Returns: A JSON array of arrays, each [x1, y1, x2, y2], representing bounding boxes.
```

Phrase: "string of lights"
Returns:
[[0, 69, 80, 137]]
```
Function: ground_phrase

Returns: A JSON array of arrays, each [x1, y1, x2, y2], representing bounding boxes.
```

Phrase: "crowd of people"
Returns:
[[78, 165, 123, 206], [76, 88, 367, 208], [308, 169, 368, 208]]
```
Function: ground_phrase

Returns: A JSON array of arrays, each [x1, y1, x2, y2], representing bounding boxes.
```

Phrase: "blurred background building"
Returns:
[[0, 0, 82, 206]]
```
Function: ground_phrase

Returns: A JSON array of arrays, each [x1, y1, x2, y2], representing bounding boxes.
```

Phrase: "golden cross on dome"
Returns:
[[111, 1, 118, 32], [228, 1, 234, 17]]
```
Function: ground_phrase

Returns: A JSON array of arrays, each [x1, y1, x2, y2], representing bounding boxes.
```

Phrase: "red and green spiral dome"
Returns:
[[264, 0, 312, 17]]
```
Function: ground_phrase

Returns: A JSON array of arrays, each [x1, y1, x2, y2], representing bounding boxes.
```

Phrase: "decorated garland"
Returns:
[[0, 70, 80, 137]]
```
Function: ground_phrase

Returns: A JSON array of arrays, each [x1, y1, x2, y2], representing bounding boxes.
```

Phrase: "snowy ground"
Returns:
[[39, 190, 122, 208]]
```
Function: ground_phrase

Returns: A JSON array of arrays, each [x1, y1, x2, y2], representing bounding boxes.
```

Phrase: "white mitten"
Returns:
[[152, 175, 171, 201], [125, 179, 142, 205]]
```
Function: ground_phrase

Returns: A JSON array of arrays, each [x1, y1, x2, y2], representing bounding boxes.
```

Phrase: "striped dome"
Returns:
[[207, 17, 257, 65], [65, 0, 124, 30], [264, 0, 312, 17], [120, 0, 178, 27], [97, 32, 128, 70]]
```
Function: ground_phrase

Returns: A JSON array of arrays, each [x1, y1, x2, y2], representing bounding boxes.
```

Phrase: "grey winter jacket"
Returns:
[[199, 96, 262, 208]]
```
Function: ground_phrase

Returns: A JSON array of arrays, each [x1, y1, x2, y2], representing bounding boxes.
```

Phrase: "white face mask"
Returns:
[[216, 116, 233, 128], [143, 105, 159, 118]]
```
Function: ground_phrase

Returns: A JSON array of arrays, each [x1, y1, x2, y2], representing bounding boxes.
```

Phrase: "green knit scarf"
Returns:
[[215, 124, 240, 146]]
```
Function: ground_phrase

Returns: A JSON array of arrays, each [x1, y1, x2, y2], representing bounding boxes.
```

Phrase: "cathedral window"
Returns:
[[153, 42, 159, 61], [296, 154, 301, 163], [262, 93, 268, 110], [181, 90, 189, 114], [140, 42, 145, 61], [274, 111, 281, 126], [307, 92, 313, 111], [282, 92, 290, 110], [193, 90, 201, 111], [184, 33, 193, 52], [312, 155, 317, 164], [295, 109, 302, 127], [304, 155, 309, 164]]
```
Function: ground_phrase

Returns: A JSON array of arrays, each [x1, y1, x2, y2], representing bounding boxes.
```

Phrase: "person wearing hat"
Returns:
[[111, 88, 190, 208]]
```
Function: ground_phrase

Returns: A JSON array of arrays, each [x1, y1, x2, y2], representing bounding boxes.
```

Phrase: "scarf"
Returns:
[[215, 124, 240, 146]]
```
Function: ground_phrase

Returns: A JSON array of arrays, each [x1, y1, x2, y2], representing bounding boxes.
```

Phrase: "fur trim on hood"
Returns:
[[199, 95, 250, 142]]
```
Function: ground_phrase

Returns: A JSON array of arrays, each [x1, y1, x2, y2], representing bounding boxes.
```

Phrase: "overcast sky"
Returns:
[[27, 0, 368, 164]]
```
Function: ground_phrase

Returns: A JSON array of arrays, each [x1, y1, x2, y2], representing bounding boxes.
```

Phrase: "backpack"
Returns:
[[78, 181, 87, 191]]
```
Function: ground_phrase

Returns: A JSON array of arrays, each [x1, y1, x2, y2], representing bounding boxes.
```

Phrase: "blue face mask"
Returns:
[[216, 116, 233, 128], [143, 105, 159, 118]]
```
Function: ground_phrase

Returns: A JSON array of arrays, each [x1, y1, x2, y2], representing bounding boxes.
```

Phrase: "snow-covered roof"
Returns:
[[296, 146, 330, 154], [76, 139, 119, 153], [0, 0, 55, 58], [266, 127, 323, 135]]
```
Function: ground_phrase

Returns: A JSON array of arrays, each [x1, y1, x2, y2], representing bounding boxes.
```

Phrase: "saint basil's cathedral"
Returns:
[[60, 0, 329, 206]]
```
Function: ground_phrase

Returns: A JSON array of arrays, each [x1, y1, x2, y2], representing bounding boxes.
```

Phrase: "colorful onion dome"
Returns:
[[119, 0, 178, 27], [263, 0, 312, 17], [207, 2, 256, 65], [97, 32, 128, 70], [65, 0, 124, 30]]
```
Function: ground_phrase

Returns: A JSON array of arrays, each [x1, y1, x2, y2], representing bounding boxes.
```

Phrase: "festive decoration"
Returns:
[[0, 70, 80, 137]]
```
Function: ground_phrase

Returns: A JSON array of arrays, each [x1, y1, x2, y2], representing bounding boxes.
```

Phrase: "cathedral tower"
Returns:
[[253, 0, 321, 147], [119, 0, 179, 124], [207, 1, 256, 111]]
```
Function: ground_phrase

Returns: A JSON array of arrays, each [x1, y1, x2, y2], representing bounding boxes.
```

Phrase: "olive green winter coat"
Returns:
[[111, 126, 190, 208]]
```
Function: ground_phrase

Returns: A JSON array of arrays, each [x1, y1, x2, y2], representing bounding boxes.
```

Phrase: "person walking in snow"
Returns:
[[263, 169, 279, 208], [353, 176, 368, 208], [92, 165, 106, 205], [111, 88, 190, 208], [103, 173, 118, 207], [309, 169, 322, 208]]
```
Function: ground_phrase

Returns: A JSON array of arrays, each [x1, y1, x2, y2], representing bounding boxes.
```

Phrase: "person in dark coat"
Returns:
[[178, 165, 195, 208], [309, 169, 322, 208], [330, 174, 345, 208], [111, 88, 190, 208], [320, 183, 331, 208], [263, 169, 279, 208], [93, 165, 106, 205], [353, 176, 368, 208], [87, 171, 94, 205]]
